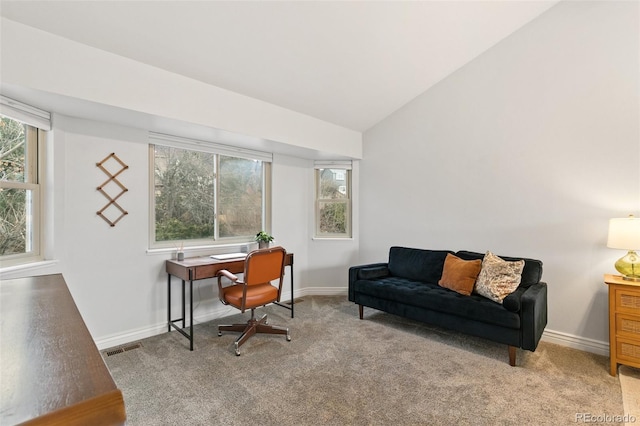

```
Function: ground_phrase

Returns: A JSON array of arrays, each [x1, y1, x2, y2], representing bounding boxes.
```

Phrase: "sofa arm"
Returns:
[[348, 263, 389, 302], [520, 282, 548, 351]]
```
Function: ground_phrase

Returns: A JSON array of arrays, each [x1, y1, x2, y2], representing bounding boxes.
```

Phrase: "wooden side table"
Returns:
[[605, 274, 640, 376]]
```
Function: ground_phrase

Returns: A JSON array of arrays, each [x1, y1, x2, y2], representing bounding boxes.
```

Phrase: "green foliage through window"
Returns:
[[316, 168, 351, 237], [154, 147, 215, 242], [0, 117, 26, 182], [153, 145, 266, 245], [218, 157, 263, 238], [0, 115, 38, 258], [319, 201, 347, 234]]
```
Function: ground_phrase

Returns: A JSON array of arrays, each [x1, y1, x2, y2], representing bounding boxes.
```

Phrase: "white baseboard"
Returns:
[[295, 287, 348, 297], [97, 322, 168, 351], [96, 289, 608, 357], [95, 303, 238, 350], [95, 288, 347, 350], [541, 328, 609, 357]]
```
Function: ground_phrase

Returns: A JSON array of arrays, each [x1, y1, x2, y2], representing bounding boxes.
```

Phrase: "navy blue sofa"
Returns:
[[348, 247, 548, 366]]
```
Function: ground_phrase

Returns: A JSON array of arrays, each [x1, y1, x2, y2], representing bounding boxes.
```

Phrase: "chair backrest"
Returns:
[[244, 246, 286, 289]]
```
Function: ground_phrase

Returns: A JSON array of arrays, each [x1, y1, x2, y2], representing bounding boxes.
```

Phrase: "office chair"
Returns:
[[216, 246, 291, 355]]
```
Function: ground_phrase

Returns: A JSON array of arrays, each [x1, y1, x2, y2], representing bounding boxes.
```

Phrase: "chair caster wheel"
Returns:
[[235, 351, 241, 356], [218, 331, 222, 337], [286, 336, 291, 342]]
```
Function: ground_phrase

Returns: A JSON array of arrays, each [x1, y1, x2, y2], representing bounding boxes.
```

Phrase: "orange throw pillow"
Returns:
[[438, 253, 482, 296]]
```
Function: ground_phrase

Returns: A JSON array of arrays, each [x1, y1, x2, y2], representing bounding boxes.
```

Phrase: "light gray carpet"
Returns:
[[104, 296, 623, 425]]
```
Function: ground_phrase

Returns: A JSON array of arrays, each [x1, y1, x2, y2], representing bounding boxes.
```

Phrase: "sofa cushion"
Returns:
[[455, 250, 543, 286], [388, 247, 453, 283], [475, 251, 525, 304], [357, 265, 390, 280], [502, 287, 525, 313], [438, 253, 482, 296], [353, 277, 520, 329]]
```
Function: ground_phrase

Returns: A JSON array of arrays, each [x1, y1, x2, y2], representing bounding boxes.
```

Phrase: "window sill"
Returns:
[[147, 242, 255, 256], [0, 259, 60, 280]]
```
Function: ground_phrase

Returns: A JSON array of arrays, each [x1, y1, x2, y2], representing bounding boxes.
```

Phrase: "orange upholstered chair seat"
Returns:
[[220, 283, 278, 309]]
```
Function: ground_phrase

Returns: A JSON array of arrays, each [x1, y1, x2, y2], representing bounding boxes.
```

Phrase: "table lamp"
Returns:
[[607, 214, 640, 281]]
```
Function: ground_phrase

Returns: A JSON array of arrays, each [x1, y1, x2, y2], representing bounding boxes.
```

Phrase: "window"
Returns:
[[0, 115, 42, 264], [150, 134, 271, 248], [315, 162, 352, 238]]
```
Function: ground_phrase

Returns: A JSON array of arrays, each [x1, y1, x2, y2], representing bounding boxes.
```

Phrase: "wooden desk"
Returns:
[[165, 252, 294, 350], [0, 274, 126, 425]]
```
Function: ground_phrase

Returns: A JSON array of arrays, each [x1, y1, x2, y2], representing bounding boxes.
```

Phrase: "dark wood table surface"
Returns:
[[0, 274, 126, 425]]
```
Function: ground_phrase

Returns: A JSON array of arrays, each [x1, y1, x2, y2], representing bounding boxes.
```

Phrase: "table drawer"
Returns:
[[616, 313, 640, 339], [192, 264, 219, 280], [193, 261, 244, 280], [617, 336, 640, 365], [615, 289, 640, 314]]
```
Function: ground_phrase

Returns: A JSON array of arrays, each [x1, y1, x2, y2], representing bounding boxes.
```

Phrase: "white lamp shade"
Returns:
[[607, 216, 640, 250]]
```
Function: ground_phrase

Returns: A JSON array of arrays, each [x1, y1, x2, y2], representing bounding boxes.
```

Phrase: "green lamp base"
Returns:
[[615, 250, 640, 282]]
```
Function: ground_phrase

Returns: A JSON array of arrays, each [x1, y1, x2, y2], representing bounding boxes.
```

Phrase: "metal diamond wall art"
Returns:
[[96, 152, 129, 227]]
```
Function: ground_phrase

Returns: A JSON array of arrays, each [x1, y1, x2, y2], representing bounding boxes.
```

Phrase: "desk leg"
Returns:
[[167, 274, 172, 332], [181, 280, 186, 328], [290, 263, 294, 318], [167, 275, 195, 350], [275, 264, 295, 318], [189, 280, 194, 351]]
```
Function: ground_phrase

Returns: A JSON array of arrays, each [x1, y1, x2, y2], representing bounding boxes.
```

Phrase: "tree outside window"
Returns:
[[0, 115, 39, 259], [316, 168, 351, 237], [152, 144, 266, 247], [218, 156, 263, 238]]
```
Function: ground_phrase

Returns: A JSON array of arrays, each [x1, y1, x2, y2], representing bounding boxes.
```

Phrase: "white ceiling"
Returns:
[[0, 0, 558, 132]]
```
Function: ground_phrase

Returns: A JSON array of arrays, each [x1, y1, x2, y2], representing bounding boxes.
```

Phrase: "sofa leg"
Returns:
[[508, 346, 517, 366], [359, 304, 363, 319]]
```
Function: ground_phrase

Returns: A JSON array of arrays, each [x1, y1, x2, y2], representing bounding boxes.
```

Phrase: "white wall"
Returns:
[[361, 1, 639, 351], [1, 113, 358, 348]]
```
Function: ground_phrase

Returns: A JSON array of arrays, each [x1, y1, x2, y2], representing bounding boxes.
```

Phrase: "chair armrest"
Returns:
[[217, 269, 239, 305], [217, 269, 238, 282], [520, 282, 548, 351], [348, 263, 389, 301]]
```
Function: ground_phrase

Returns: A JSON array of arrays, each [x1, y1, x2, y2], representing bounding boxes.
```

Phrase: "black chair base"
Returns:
[[218, 310, 290, 355]]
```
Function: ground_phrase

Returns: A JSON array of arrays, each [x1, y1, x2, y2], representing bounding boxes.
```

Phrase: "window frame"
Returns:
[[148, 135, 272, 250], [314, 164, 352, 239], [0, 121, 44, 266]]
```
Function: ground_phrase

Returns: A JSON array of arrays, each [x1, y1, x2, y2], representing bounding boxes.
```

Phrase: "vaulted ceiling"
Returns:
[[1, 1, 558, 132]]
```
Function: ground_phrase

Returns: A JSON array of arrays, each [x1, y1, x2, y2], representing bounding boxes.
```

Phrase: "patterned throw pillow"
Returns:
[[475, 251, 524, 303]]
